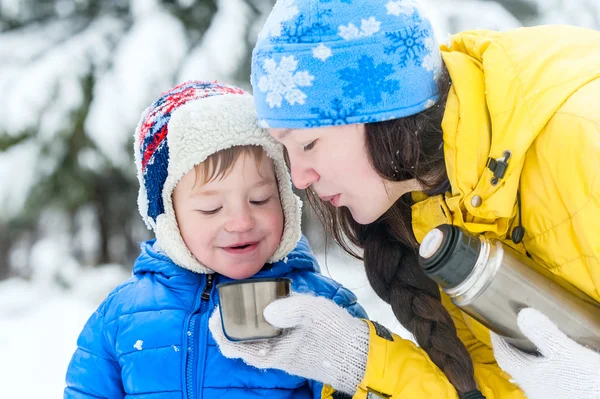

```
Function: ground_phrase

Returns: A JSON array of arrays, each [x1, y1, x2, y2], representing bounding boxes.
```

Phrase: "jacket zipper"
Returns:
[[185, 274, 215, 399], [201, 274, 214, 302]]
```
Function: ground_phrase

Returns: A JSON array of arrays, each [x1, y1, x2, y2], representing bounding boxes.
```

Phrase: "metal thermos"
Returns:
[[418, 224, 600, 353]]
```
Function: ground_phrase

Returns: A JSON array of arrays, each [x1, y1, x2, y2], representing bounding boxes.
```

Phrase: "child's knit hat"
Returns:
[[134, 81, 302, 274], [251, 0, 441, 128]]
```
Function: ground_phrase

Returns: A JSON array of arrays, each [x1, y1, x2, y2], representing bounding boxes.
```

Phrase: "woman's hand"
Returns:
[[209, 293, 370, 395], [491, 308, 600, 399]]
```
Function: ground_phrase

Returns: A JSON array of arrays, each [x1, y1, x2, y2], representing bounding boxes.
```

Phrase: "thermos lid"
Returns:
[[418, 224, 481, 289]]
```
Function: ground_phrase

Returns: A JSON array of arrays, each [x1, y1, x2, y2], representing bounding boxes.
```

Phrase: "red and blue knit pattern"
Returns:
[[138, 81, 246, 222]]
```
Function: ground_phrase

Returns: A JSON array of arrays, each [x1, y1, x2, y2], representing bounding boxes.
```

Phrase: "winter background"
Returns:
[[0, 0, 598, 397]]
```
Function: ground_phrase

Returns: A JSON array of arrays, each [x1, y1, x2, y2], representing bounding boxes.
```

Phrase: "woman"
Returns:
[[209, 0, 600, 398]]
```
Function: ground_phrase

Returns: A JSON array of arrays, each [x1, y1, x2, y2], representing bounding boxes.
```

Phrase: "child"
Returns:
[[64, 81, 366, 399]]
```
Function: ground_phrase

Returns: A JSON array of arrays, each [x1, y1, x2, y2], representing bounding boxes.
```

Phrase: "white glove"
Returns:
[[209, 293, 370, 395], [491, 308, 600, 399]]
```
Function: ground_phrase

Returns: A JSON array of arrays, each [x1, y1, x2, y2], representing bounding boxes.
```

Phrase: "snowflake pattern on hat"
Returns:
[[338, 17, 381, 40], [338, 56, 399, 105], [308, 99, 376, 127], [385, 0, 419, 16], [251, 0, 441, 128], [312, 44, 332, 61], [279, 7, 335, 43], [384, 23, 429, 66], [258, 56, 315, 108]]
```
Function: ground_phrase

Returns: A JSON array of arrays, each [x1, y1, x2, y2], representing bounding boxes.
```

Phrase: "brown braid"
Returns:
[[361, 203, 477, 394]]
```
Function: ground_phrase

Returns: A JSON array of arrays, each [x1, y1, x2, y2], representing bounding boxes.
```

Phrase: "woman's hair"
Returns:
[[305, 62, 479, 394]]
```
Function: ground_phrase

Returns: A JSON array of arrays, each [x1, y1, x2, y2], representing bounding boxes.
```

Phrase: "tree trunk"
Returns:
[[0, 226, 10, 280]]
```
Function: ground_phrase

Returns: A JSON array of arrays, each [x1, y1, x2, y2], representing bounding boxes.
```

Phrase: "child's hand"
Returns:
[[209, 293, 370, 395], [491, 308, 600, 399]]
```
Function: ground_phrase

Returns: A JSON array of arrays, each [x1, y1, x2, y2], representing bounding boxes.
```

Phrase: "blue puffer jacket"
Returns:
[[65, 237, 366, 399]]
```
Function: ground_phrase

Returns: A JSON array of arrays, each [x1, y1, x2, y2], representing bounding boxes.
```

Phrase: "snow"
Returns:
[[420, 0, 522, 38], [0, 17, 122, 136], [0, 19, 73, 62], [0, 265, 129, 398], [55, 0, 76, 18], [178, 0, 250, 85], [529, 0, 600, 28], [86, 6, 188, 169], [0, 0, 21, 20], [0, 16, 125, 222], [0, 280, 95, 398], [0, 141, 40, 222]]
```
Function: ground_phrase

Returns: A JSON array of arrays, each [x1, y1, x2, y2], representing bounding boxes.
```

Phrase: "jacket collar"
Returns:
[[133, 237, 319, 279]]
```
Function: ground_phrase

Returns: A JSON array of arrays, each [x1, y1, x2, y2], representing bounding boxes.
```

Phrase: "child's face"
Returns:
[[173, 153, 285, 279]]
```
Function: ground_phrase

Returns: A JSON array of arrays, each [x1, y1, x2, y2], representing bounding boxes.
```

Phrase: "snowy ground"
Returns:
[[0, 265, 130, 398], [0, 246, 407, 399], [0, 279, 99, 398]]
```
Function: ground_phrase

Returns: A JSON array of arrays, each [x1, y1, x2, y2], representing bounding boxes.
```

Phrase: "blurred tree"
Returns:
[[0, 0, 597, 283], [488, 0, 539, 21], [0, 0, 256, 278]]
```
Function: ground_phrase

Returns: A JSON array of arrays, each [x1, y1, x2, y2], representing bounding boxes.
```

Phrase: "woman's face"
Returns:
[[269, 124, 420, 225]]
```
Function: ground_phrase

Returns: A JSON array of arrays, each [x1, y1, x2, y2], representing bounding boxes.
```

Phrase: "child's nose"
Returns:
[[224, 208, 255, 233]]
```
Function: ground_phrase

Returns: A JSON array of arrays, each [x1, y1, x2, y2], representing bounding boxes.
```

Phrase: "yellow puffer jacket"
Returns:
[[350, 25, 600, 399]]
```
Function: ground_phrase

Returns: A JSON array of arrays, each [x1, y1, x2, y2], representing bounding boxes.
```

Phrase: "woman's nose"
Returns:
[[289, 157, 319, 190]]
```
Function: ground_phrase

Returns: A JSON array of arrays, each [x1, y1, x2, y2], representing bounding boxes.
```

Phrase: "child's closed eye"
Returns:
[[250, 197, 271, 206], [197, 207, 222, 215]]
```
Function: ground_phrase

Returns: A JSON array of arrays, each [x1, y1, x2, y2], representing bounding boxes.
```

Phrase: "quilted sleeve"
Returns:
[[64, 308, 124, 399]]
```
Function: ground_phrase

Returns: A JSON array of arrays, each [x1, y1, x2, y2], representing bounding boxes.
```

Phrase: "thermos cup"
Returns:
[[217, 278, 291, 341]]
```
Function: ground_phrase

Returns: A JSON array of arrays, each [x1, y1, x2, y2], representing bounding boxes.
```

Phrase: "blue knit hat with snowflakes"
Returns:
[[134, 81, 302, 274], [251, 0, 441, 128]]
